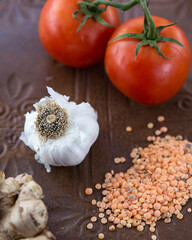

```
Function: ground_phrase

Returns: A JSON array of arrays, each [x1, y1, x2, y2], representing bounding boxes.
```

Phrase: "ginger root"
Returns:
[[0, 173, 55, 240]]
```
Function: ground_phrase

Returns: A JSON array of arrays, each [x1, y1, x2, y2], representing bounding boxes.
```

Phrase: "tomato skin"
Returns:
[[104, 16, 191, 105], [39, 0, 119, 67]]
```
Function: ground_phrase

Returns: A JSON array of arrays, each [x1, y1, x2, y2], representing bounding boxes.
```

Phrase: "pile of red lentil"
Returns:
[[85, 117, 192, 239]]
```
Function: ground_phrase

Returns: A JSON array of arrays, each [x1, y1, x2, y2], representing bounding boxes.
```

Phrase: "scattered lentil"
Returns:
[[147, 122, 154, 129], [147, 136, 153, 141], [149, 226, 155, 232], [126, 126, 132, 132], [87, 223, 93, 230], [155, 130, 161, 136], [157, 116, 165, 122], [120, 220, 127, 226], [109, 225, 115, 232], [98, 213, 105, 218], [99, 207, 104, 212], [108, 215, 115, 222], [114, 158, 121, 164], [117, 223, 123, 228], [160, 126, 168, 133], [137, 225, 144, 232], [85, 188, 93, 195], [114, 157, 126, 164], [91, 216, 97, 222], [120, 157, 126, 163], [98, 233, 104, 239], [151, 222, 156, 227], [126, 223, 132, 228], [164, 217, 171, 223], [187, 208, 192, 213], [95, 183, 102, 190], [91, 199, 97, 205], [151, 235, 157, 240], [101, 218, 108, 224], [177, 213, 183, 219], [106, 209, 111, 215], [114, 217, 120, 224]]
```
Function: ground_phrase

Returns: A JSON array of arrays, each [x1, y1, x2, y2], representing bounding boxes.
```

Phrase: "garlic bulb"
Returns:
[[20, 87, 99, 172]]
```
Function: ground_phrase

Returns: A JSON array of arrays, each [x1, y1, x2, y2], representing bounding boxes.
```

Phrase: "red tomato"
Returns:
[[39, 0, 119, 67], [105, 16, 191, 105]]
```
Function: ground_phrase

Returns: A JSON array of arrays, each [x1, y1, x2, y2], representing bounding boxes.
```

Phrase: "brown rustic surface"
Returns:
[[0, 0, 192, 239]]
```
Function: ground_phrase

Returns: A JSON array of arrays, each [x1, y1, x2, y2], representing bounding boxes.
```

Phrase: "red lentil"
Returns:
[[151, 235, 157, 240], [155, 130, 161, 136], [114, 217, 120, 224], [126, 223, 132, 228], [137, 225, 144, 232], [160, 126, 168, 133], [164, 217, 171, 223], [101, 218, 108, 224], [106, 209, 111, 215], [109, 225, 115, 231], [120, 220, 127, 226], [100, 202, 106, 208], [98, 233, 104, 239], [187, 208, 192, 213], [99, 208, 104, 212], [149, 226, 155, 232], [157, 116, 165, 122], [147, 136, 153, 141], [108, 215, 115, 222], [126, 126, 132, 132], [154, 203, 161, 210], [114, 158, 121, 164], [88, 135, 192, 237], [95, 183, 102, 190], [98, 213, 105, 218], [177, 213, 183, 219], [147, 122, 154, 129], [85, 188, 93, 195], [87, 223, 93, 230], [97, 201, 101, 207], [117, 223, 123, 228], [91, 216, 97, 222], [91, 199, 97, 205], [120, 157, 126, 163]]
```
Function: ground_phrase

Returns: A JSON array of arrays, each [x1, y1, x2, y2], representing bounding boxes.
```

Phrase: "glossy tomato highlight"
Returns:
[[105, 16, 191, 105], [39, 0, 119, 67]]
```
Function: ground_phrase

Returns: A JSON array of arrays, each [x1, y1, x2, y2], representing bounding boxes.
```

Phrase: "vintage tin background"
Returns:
[[0, 0, 192, 239]]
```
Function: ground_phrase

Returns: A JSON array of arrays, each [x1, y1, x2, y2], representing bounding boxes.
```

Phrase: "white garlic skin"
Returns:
[[20, 87, 99, 172]]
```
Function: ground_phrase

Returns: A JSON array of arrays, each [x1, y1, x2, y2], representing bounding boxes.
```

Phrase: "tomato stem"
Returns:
[[140, 0, 156, 40], [89, 0, 140, 11]]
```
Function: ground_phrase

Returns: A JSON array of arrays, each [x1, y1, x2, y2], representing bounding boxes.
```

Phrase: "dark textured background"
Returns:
[[0, 0, 192, 239]]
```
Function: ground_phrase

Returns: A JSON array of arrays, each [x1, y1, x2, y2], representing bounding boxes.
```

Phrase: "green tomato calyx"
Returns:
[[73, 0, 115, 32]]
